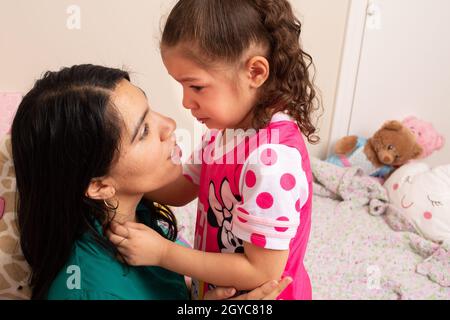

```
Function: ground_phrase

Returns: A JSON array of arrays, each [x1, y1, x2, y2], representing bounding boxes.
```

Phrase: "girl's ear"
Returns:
[[85, 177, 116, 200], [246, 56, 270, 89]]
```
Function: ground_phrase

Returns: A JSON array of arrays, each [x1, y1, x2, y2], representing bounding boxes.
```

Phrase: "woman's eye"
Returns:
[[388, 145, 394, 151], [140, 124, 150, 140]]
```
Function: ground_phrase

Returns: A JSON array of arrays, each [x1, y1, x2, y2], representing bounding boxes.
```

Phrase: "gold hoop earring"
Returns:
[[104, 198, 119, 211]]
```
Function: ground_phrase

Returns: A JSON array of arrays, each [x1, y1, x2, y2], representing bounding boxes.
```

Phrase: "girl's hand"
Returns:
[[106, 221, 169, 266], [204, 277, 293, 300]]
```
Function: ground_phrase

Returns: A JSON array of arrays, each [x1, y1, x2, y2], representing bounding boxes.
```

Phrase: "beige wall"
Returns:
[[345, 0, 450, 167], [293, 0, 350, 158], [0, 0, 350, 159]]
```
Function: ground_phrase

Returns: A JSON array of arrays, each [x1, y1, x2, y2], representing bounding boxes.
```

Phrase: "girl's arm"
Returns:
[[144, 172, 199, 207], [162, 239, 288, 290], [108, 222, 288, 291]]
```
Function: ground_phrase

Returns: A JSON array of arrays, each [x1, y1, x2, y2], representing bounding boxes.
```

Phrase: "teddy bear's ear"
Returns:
[[403, 116, 417, 123], [382, 120, 404, 131], [436, 135, 445, 150]]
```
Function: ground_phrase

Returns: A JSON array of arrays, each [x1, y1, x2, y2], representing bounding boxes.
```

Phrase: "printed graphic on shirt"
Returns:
[[207, 179, 244, 253]]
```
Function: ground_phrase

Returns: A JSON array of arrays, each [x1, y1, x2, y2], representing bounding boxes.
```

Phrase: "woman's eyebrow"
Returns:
[[131, 108, 149, 143], [137, 86, 147, 98]]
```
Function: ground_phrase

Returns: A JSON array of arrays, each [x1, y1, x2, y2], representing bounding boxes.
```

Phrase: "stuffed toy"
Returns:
[[402, 116, 445, 159], [384, 162, 450, 243], [0, 134, 32, 299], [327, 120, 423, 179]]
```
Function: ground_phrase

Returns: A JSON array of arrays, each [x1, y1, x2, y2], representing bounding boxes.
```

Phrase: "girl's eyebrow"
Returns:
[[178, 76, 200, 82], [131, 108, 149, 143]]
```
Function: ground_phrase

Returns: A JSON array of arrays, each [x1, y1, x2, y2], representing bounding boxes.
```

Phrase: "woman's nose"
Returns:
[[160, 115, 176, 142]]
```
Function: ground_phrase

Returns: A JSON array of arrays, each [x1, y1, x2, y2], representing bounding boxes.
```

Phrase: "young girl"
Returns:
[[108, 0, 319, 300]]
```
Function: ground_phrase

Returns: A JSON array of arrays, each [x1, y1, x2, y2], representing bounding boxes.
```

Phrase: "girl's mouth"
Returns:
[[196, 118, 209, 124]]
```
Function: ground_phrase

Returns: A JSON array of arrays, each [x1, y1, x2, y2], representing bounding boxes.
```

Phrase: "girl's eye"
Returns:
[[191, 86, 204, 92], [388, 145, 394, 151], [140, 123, 150, 140]]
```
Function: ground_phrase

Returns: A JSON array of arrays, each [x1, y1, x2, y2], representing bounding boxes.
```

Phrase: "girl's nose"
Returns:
[[182, 91, 196, 110]]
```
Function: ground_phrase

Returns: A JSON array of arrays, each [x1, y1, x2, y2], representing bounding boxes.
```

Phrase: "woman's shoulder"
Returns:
[[45, 235, 126, 300], [47, 288, 122, 300], [46, 229, 189, 300]]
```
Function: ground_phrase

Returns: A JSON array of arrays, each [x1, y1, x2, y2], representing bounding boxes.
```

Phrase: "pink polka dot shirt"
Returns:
[[183, 113, 313, 300]]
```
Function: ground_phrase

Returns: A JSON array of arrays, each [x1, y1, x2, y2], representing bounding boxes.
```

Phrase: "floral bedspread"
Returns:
[[304, 196, 449, 300], [171, 157, 450, 300]]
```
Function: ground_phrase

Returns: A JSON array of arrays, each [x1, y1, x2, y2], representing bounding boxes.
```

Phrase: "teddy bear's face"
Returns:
[[369, 121, 423, 167], [385, 163, 450, 242], [371, 127, 421, 166], [403, 117, 445, 158]]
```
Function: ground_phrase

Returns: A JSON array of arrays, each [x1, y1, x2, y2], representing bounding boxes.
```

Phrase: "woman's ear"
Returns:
[[246, 56, 270, 89], [85, 177, 116, 200]]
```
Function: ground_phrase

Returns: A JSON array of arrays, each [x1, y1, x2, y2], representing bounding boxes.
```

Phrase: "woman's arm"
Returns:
[[205, 277, 293, 300], [108, 222, 288, 291], [144, 172, 199, 207]]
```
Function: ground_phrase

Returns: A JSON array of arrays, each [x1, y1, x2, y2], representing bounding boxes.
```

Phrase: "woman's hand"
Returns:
[[106, 221, 169, 266], [204, 277, 292, 300]]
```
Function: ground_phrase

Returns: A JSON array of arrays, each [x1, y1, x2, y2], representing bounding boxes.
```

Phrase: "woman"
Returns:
[[11, 64, 290, 300]]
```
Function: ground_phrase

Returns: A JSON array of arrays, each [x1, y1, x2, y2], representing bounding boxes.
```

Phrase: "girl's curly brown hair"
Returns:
[[162, 0, 321, 144]]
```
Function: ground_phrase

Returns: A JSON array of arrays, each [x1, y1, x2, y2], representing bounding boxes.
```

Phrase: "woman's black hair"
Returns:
[[11, 64, 178, 300]]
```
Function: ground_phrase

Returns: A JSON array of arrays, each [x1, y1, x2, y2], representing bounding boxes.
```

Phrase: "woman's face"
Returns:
[[107, 79, 181, 196]]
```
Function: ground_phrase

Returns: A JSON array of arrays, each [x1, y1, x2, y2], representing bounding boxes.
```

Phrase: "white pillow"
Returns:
[[385, 162, 450, 243]]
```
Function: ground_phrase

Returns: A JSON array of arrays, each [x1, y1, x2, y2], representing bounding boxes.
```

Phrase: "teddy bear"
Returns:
[[327, 120, 423, 179], [402, 116, 445, 159], [0, 134, 32, 299], [383, 162, 450, 243]]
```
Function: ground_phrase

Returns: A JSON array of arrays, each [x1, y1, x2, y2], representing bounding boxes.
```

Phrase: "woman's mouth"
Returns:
[[169, 144, 182, 164]]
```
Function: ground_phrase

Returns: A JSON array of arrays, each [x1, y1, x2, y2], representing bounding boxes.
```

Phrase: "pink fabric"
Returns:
[[338, 154, 352, 168], [184, 114, 313, 300]]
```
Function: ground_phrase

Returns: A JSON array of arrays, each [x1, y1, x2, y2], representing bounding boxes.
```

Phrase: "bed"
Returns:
[[304, 195, 449, 300], [173, 157, 450, 300]]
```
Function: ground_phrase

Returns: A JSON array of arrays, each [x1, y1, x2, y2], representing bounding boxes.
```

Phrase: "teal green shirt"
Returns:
[[46, 203, 189, 300]]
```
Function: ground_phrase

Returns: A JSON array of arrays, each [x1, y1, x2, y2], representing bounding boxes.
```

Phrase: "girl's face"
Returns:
[[107, 80, 182, 196], [162, 46, 258, 130]]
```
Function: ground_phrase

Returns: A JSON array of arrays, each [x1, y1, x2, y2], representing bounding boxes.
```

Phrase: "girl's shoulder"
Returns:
[[264, 112, 308, 154]]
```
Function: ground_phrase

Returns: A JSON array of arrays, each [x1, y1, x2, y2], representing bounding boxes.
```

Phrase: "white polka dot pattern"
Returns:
[[233, 144, 309, 250]]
